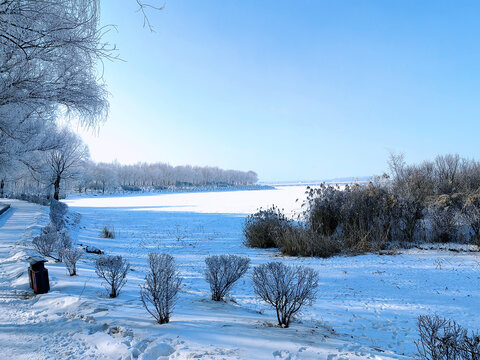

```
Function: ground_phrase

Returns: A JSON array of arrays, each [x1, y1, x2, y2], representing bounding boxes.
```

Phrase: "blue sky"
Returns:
[[79, 1, 480, 181]]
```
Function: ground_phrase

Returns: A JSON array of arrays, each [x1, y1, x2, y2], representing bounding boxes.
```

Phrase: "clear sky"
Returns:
[[78, 1, 480, 182]]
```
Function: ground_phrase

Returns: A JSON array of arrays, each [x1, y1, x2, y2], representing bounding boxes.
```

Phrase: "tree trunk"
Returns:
[[53, 175, 61, 200], [0, 178, 4, 198], [110, 284, 116, 298]]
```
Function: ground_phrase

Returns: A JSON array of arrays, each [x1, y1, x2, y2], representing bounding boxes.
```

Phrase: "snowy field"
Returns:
[[1, 186, 479, 359]]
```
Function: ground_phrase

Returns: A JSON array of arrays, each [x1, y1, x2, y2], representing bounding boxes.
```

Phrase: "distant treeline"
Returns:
[[2, 160, 259, 197], [78, 162, 259, 194]]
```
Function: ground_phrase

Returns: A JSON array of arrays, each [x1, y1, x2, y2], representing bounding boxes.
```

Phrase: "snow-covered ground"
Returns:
[[1, 186, 479, 359]]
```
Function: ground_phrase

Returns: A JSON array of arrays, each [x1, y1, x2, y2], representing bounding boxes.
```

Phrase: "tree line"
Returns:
[[1, 137, 259, 199], [81, 161, 259, 194]]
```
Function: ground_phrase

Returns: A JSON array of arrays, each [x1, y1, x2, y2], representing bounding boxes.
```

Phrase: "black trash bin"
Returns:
[[27, 257, 50, 294]]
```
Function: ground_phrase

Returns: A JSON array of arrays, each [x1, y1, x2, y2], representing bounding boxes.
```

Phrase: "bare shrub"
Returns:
[[243, 206, 291, 248], [416, 315, 465, 360], [252, 262, 319, 328], [277, 225, 341, 258], [95, 255, 130, 298], [50, 199, 68, 230], [60, 247, 83, 276], [416, 315, 480, 360], [100, 226, 115, 239], [140, 253, 182, 324], [461, 332, 480, 360], [205, 255, 250, 301]]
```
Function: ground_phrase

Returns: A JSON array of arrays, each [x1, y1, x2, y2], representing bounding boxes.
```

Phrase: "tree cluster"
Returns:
[[80, 161, 259, 194], [245, 154, 480, 259]]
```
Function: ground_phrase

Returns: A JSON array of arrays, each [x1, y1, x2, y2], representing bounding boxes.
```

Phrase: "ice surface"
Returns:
[[0, 187, 479, 359]]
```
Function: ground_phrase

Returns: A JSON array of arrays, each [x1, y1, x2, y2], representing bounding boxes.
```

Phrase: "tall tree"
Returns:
[[42, 129, 89, 200]]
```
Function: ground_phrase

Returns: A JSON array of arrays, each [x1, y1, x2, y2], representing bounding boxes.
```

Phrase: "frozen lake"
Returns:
[[60, 186, 480, 358]]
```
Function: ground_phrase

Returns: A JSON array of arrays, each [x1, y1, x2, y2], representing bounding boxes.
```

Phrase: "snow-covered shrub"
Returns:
[[252, 262, 319, 328], [140, 253, 182, 324], [32, 222, 72, 261], [415, 315, 480, 360], [50, 199, 68, 230], [32, 223, 60, 260], [56, 230, 72, 260], [60, 247, 83, 276], [100, 226, 115, 239], [277, 225, 341, 258], [243, 206, 291, 248], [95, 255, 130, 298], [205, 255, 250, 301]]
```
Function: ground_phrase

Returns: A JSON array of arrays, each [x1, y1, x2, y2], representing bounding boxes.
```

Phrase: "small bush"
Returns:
[[252, 262, 319, 328], [95, 255, 130, 298], [60, 247, 83, 276], [416, 315, 480, 360], [140, 253, 182, 324], [243, 206, 291, 248], [100, 226, 115, 239], [50, 199, 68, 231], [277, 225, 341, 258], [32, 223, 71, 261], [32, 223, 59, 260], [205, 255, 250, 301]]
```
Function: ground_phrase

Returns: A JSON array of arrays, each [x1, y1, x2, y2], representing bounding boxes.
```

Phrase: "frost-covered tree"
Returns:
[[41, 129, 89, 200], [0, 0, 110, 195]]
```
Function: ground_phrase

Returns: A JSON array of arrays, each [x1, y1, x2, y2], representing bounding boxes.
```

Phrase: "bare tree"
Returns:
[[60, 248, 83, 276], [140, 253, 182, 324], [95, 255, 130, 298], [252, 262, 319, 328], [205, 255, 250, 301], [42, 129, 89, 200], [435, 154, 461, 194], [388, 152, 407, 184]]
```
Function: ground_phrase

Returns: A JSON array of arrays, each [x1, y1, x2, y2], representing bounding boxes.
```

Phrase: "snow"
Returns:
[[1, 187, 479, 359]]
